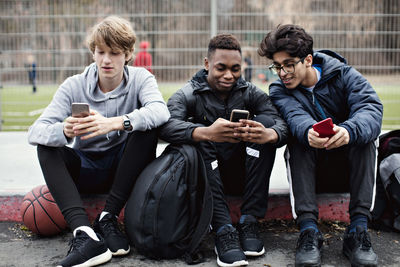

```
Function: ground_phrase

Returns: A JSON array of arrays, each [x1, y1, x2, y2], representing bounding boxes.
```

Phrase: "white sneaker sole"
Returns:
[[57, 248, 112, 267], [243, 247, 265, 256], [111, 246, 130, 256], [215, 247, 249, 267]]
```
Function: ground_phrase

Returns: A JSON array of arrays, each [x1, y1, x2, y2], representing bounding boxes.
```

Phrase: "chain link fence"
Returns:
[[0, 0, 399, 130]]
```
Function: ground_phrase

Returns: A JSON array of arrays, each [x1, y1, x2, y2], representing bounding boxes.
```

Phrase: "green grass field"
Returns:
[[1, 77, 399, 131]]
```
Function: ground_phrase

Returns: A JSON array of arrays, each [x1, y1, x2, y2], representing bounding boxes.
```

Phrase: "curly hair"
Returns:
[[207, 33, 242, 58], [86, 16, 136, 64], [258, 24, 313, 59]]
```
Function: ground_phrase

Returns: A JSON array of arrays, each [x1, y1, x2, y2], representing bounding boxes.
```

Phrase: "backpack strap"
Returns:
[[175, 144, 213, 265], [181, 84, 196, 121]]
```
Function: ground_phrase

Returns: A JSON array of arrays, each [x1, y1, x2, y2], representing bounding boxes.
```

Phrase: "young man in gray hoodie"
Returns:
[[28, 16, 170, 267]]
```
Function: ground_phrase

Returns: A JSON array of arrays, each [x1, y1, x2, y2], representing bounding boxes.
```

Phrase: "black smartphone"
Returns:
[[230, 109, 249, 122], [71, 103, 90, 118]]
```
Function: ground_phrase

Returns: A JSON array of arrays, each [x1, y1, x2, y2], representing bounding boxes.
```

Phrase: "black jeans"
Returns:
[[285, 139, 377, 224], [196, 114, 277, 230], [37, 130, 157, 230]]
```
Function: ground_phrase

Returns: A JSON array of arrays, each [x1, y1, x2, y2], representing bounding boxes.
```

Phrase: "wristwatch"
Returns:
[[122, 115, 132, 131]]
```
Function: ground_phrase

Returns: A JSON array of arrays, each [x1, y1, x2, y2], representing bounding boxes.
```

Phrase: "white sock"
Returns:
[[73, 226, 99, 241], [99, 211, 110, 221]]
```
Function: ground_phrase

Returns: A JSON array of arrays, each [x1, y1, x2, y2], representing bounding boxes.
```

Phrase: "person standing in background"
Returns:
[[27, 54, 37, 93], [243, 52, 253, 82], [133, 41, 152, 73]]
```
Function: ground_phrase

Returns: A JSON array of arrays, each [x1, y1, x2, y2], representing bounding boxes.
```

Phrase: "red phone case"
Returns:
[[312, 118, 335, 138]]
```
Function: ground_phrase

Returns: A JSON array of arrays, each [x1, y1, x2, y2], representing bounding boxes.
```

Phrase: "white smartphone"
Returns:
[[71, 103, 90, 118]]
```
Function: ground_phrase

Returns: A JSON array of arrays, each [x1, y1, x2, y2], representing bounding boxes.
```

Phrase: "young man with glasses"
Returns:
[[258, 24, 383, 267]]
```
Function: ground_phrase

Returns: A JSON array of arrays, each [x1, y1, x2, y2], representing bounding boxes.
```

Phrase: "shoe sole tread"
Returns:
[[243, 247, 265, 256], [57, 249, 112, 267]]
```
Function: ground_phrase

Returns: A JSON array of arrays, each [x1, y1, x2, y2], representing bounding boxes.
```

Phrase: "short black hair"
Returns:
[[258, 24, 313, 59], [207, 33, 242, 58]]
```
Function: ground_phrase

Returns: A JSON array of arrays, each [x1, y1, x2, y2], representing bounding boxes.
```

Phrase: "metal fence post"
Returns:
[[210, 0, 217, 37]]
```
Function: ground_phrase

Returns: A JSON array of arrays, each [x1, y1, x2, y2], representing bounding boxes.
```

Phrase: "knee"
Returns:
[[37, 144, 55, 156], [253, 114, 275, 128], [37, 144, 60, 164], [128, 128, 158, 142]]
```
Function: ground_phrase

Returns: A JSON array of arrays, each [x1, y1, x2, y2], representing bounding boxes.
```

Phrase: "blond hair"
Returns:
[[86, 16, 136, 64]]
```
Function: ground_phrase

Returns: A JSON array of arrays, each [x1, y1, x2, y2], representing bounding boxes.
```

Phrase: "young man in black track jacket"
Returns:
[[160, 34, 288, 267]]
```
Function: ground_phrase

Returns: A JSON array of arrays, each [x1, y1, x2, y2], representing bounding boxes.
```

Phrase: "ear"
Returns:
[[305, 54, 313, 67], [204, 57, 209, 71], [126, 49, 134, 62]]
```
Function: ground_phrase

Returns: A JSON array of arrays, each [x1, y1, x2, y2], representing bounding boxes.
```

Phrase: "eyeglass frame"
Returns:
[[268, 57, 306, 75]]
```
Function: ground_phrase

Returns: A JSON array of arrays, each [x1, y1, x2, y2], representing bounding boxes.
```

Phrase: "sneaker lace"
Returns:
[[67, 234, 87, 255], [219, 230, 240, 252], [101, 216, 123, 237], [240, 222, 258, 239], [298, 230, 317, 251], [358, 230, 372, 251]]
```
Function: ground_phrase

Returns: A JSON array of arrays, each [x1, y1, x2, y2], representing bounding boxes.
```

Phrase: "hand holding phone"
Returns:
[[312, 118, 335, 138], [230, 109, 249, 122], [71, 103, 90, 118]]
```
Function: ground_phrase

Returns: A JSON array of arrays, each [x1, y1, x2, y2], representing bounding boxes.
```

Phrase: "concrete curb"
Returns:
[[1, 193, 350, 223]]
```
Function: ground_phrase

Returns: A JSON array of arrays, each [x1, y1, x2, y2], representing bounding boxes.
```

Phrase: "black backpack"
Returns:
[[371, 130, 400, 231], [124, 144, 213, 264]]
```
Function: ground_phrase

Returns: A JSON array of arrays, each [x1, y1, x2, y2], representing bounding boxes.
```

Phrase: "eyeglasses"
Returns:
[[268, 57, 306, 75]]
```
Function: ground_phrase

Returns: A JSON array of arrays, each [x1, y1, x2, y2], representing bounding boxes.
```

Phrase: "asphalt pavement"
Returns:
[[1, 220, 400, 267], [1, 132, 400, 266]]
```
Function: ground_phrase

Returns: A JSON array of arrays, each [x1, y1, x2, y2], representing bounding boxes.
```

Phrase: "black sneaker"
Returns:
[[343, 226, 378, 267], [57, 230, 112, 267], [295, 228, 324, 267], [93, 213, 130, 256], [237, 215, 265, 256], [215, 225, 248, 267]]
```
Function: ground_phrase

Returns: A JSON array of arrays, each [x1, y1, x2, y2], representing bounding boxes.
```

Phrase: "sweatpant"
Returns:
[[285, 139, 377, 224], [196, 114, 277, 230], [37, 129, 157, 230]]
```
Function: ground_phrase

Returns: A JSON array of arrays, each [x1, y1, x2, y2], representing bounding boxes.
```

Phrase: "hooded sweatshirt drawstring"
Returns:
[[115, 96, 120, 136], [105, 100, 110, 140]]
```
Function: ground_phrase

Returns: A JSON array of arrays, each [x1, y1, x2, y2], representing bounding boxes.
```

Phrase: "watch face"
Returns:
[[123, 118, 131, 130]]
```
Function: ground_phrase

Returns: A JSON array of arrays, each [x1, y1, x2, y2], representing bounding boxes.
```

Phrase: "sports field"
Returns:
[[1, 75, 399, 131]]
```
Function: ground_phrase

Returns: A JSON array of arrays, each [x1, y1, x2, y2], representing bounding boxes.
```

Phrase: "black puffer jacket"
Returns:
[[269, 50, 383, 147], [159, 69, 288, 147]]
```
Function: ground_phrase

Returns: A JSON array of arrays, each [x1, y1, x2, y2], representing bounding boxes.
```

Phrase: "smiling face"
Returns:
[[93, 43, 132, 90], [272, 51, 314, 89], [205, 49, 242, 97]]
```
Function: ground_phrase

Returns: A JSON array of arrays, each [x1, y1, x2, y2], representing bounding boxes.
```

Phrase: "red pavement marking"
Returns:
[[0, 194, 350, 223]]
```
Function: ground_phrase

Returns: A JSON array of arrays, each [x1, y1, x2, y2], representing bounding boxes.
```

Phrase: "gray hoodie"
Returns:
[[28, 63, 170, 152]]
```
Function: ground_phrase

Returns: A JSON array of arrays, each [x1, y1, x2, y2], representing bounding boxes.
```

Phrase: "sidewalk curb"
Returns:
[[0, 193, 350, 223]]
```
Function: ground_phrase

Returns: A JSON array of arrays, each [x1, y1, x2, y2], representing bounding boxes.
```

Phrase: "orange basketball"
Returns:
[[20, 184, 68, 236]]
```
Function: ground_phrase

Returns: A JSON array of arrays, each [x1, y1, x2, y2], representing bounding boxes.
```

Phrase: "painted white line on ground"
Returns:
[[3, 112, 26, 116], [28, 108, 45, 116]]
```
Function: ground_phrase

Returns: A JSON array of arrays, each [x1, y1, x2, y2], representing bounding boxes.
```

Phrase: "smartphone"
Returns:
[[230, 109, 249, 122], [71, 103, 90, 118], [312, 117, 335, 138]]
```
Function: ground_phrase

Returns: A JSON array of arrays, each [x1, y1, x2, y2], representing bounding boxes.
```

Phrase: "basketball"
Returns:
[[20, 184, 68, 236]]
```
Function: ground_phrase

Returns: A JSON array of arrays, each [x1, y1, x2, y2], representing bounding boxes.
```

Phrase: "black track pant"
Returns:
[[37, 130, 157, 230], [285, 140, 377, 224], [196, 114, 277, 230]]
